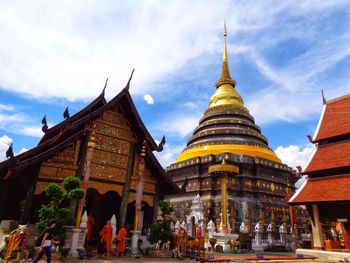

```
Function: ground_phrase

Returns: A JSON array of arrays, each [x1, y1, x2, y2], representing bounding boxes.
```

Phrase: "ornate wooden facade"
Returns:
[[0, 79, 178, 229]]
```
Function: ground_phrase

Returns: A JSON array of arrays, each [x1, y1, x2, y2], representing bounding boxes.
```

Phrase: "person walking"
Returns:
[[116, 225, 127, 257], [33, 220, 60, 263], [99, 220, 113, 259]]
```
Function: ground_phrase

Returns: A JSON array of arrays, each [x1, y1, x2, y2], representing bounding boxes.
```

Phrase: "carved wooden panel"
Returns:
[[88, 180, 123, 196], [94, 122, 135, 142], [94, 134, 130, 155], [38, 141, 80, 180], [102, 110, 130, 128], [90, 163, 127, 182], [92, 148, 129, 169], [93, 109, 137, 143]]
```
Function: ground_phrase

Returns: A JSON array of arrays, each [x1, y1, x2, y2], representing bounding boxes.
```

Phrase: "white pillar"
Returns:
[[311, 204, 324, 249], [69, 228, 82, 257]]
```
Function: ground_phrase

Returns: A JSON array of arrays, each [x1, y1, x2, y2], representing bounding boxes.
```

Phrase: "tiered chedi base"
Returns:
[[166, 152, 302, 235]]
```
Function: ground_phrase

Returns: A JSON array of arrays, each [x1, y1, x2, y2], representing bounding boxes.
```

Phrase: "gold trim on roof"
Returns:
[[176, 144, 281, 163]]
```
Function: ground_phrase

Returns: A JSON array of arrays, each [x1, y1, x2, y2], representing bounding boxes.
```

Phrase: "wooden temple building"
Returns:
[[165, 27, 302, 233], [289, 93, 350, 250], [0, 75, 178, 236]]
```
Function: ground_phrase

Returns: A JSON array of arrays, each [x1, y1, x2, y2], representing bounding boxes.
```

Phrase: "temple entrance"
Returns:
[[85, 188, 122, 244], [125, 200, 154, 232], [30, 192, 50, 223]]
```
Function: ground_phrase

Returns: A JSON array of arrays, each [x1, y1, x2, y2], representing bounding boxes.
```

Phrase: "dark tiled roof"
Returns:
[[289, 174, 350, 204], [314, 93, 350, 142], [303, 140, 350, 174]]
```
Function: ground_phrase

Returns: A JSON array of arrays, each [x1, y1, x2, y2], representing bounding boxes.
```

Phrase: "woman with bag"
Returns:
[[33, 220, 60, 263]]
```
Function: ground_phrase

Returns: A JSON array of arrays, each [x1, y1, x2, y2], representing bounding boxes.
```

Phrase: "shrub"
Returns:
[[37, 176, 84, 236]]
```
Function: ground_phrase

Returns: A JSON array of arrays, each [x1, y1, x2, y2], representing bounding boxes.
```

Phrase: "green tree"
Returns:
[[148, 201, 174, 244], [37, 176, 84, 236]]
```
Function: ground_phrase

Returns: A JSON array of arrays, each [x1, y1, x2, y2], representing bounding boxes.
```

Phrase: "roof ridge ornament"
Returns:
[[6, 143, 14, 159], [101, 77, 109, 97], [63, 107, 70, 119], [321, 90, 327, 105], [124, 68, 135, 91], [41, 115, 48, 133], [215, 21, 236, 88], [155, 135, 166, 152]]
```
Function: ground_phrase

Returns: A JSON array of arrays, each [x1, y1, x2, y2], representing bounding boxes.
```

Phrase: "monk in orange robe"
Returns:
[[86, 213, 94, 242], [116, 225, 127, 257], [177, 225, 184, 251], [99, 220, 113, 259]]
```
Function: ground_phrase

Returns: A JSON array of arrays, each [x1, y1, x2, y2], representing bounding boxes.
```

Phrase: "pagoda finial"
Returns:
[[215, 21, 236, 88]]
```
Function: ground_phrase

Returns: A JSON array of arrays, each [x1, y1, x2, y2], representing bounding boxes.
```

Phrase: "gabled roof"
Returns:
[[313, 93, 350, 143], [0, 80, 170, 190], [303, 140, 350, 175], [289, 174, 350, 204], [39, 93, 106, 144]]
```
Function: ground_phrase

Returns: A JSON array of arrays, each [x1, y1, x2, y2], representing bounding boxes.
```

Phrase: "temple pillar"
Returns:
[[76, 131, 96, 228], [311, 204, 324, 249], [118, 142, 135, 226], [153, 185, 159, 223], [131, 142, 146, 257], [221, 172, 228, 230]]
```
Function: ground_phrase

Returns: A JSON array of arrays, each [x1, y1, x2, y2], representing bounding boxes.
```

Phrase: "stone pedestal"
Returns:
[[131, 230, 141, 257], [69, 228, 82, 257], [211, 232, 238, 252], [63, 226, 86, 258]]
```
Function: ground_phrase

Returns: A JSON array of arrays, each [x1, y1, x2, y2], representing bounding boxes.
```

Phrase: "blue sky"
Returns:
[[1, 0, 350, 170]]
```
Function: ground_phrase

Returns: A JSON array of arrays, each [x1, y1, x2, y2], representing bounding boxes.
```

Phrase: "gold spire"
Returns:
[[208, 22, 244, 111], [215, 21, 236, 88]]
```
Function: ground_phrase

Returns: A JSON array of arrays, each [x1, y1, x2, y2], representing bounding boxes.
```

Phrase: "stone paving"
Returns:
[[1, 258, 331, 263]]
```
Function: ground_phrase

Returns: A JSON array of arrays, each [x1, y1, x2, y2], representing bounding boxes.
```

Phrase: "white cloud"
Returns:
[[158, 115, 200, 138], [155, 143, 185, 168], [143, 94, 154, 105], [0, 135, 13, 161], [274, 144, 315, 170], [0, 0, 348, 106], [0, 103, 43, 138], [18, 148, 28, 154]]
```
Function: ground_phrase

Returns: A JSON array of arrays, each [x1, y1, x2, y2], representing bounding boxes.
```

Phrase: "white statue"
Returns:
[[279, 224, 287, 244], [239, 222, 248, 233], [254, 223, 262, 245], [254, 222, 260, 232], [207, 220, 215, 234], [180, 221, 187, 232], [170, 221, 175, 232], [267, 224, 274, 244]]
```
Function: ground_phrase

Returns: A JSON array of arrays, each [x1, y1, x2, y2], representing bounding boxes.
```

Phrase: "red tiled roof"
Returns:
[[314, 93, 350, 142], [304, 140, 350, 174], [289, 175, 350, 204]]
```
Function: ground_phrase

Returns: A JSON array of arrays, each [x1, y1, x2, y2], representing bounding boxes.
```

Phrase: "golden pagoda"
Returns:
[[166, 24, 299, 234]]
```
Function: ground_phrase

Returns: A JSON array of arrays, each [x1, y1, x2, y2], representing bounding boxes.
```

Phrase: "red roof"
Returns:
[[303, 140, 350, 174], [314, 93, 350, 142], [289, 174, 350, 204]]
